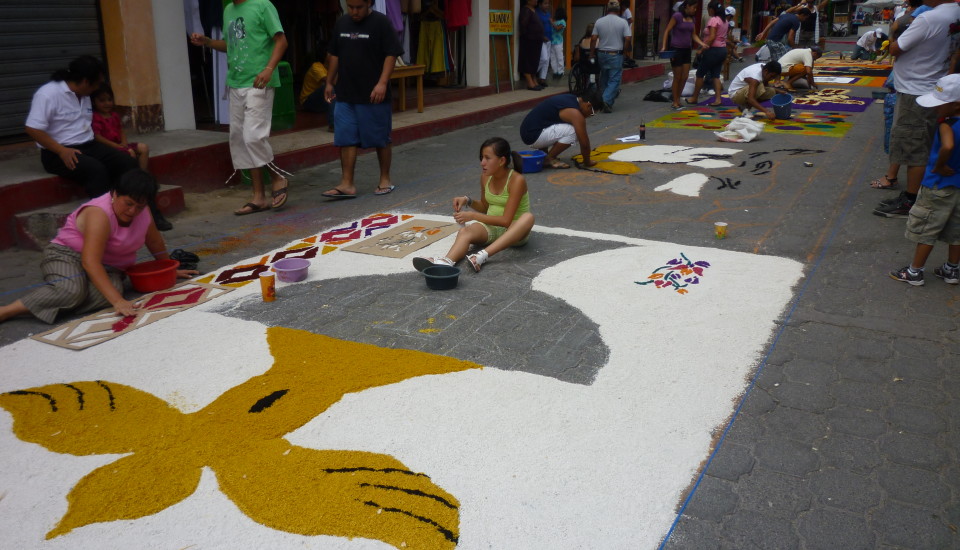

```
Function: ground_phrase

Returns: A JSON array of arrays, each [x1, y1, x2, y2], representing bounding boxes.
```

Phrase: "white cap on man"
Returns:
[[917, 74, 960, 107], [725, 6, 736, 16], [875, 27, 883, 35]]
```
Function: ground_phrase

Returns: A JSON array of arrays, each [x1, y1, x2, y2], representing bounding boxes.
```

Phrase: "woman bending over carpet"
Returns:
[[413, 137, 535, 273], [0, 170, 198, 324]]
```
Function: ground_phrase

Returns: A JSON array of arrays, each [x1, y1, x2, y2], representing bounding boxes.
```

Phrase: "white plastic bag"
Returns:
[[714, 116, 765, 143]]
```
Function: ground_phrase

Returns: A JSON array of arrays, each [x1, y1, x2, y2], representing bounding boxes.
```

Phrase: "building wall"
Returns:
[[152, 0, 197, 130], [100, 0, 165, 132]]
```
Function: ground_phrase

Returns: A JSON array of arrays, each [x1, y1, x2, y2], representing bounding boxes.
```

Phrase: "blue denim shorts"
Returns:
[[333, 101, 392, 149]]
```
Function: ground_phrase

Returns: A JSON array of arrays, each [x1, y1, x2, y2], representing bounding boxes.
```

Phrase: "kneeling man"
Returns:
[[519, 91, 603, 169], [727, 61, 782, 120], [777, 46, 822, 91]]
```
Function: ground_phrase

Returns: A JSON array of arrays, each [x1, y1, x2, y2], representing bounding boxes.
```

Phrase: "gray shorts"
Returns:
[[889, 92, 938, 167], [905, 185, 960, 246]]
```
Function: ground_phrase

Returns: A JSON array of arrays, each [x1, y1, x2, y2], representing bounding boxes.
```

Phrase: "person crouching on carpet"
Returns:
[[412, 137, 535, 273], [0, 170, 199, 324]]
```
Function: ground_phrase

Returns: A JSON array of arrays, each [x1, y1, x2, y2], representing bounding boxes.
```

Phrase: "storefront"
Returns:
[[0, 1, 106, 141]]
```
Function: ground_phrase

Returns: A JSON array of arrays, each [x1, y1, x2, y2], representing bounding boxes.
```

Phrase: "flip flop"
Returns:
[[547, 158, 570, 169], [234, 202, 270, 216], [869, 176, 899, 190], [374, 185, 395, 195], [321, 188, 357, 199], [271, 179, 289, 209]]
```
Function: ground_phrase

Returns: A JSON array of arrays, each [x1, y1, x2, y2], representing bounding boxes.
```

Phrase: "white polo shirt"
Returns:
[[25, 80, 94, 147]]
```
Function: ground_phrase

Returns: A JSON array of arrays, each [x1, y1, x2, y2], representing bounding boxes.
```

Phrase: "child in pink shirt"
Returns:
[[91, 84, 150, 171]]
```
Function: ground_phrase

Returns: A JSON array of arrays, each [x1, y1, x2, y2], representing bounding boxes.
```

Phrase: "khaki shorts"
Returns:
[[729, 82, 776, 108], [905, 185, 960, 246], [480, 222, 530, 246], [889, 92, 938, 167]]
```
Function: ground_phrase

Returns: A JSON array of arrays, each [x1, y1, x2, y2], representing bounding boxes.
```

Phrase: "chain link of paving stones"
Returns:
[[664, 189, 960, 549]]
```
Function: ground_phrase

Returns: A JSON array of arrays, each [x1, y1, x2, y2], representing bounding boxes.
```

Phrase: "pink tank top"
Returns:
[[52, 192, 152, 269]]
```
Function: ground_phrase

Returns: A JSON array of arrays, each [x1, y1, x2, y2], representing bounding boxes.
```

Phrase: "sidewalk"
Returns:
[[0, 62, 667, 250]]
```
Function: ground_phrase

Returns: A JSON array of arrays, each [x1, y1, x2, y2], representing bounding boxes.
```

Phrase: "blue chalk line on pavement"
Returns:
[[657, 175, 861, 549]]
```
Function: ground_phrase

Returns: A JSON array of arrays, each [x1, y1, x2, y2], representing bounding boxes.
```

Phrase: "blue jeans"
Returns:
[[598, 52, 623, 106]]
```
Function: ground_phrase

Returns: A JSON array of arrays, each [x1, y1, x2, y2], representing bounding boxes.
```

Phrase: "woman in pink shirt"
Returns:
[[686, 1, 729, 106], [0, 170, 197, 324]]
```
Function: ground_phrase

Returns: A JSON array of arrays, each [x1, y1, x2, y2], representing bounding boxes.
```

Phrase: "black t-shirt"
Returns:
[[328, 11, 404, 104], [520, 94, 581, 144]]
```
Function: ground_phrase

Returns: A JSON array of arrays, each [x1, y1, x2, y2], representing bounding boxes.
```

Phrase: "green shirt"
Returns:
[[223, 0, 284, 88]]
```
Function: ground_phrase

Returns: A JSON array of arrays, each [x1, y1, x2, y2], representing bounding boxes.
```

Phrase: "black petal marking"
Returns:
[[5, 391, 57, 412], [248, 389, 288, 413]]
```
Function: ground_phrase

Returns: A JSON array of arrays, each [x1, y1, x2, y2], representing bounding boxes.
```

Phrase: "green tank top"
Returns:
[[484, 169, 530, 219]]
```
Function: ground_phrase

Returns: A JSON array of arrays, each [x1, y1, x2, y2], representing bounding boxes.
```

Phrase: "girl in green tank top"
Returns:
[[412, 137, 536, 273]]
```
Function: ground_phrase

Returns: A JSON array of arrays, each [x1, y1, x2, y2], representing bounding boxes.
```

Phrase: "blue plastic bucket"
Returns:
[[518, 150, 546, 173], [771, 93, 793, 120]]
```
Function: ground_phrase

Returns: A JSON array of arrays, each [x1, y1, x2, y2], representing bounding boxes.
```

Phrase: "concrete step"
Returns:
[[13, 184, 184, 251]]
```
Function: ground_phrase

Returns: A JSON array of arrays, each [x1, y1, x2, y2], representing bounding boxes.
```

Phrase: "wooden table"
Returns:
[[391, 64, 426, 113]]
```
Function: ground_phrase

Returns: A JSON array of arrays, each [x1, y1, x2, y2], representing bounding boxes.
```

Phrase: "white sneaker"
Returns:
[[466, 250, 488, 272], [413, 256, 453, 271]]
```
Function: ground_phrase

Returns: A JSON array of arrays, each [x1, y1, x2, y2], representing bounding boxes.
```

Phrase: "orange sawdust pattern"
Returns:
[[0, 327, 481, 548], [571, 143, 641, 175]]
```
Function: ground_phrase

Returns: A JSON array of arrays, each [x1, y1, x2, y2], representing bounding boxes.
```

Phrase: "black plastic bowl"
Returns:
[[423, 265, 461, 290]]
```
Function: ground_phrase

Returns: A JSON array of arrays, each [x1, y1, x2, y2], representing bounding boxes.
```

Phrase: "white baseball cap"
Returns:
[[875, 27, 883, 34], [917, 74, 960, 107], [725, 6, 736, 16]]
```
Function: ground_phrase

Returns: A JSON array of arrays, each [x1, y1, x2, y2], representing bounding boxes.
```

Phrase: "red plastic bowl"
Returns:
[[126, 259, 179, 293]]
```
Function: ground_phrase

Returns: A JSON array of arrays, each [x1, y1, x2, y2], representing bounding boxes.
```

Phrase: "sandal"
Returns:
[[869, 175, 898, 190], [546, 158, 570, 169]]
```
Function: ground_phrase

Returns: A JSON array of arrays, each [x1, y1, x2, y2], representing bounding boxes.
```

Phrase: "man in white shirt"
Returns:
[[851, 27, 883, 59], [777, 46, 822, 91], [25, 56, 171, 230], [590, 0, 632, 113], [727, 61, 783, 119], [874, 0, 960, 218]]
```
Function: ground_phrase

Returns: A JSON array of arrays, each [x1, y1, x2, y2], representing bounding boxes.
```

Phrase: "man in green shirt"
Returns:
[[190, 0, 290, 215]]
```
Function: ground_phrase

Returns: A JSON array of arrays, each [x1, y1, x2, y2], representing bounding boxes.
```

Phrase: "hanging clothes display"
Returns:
[[445, 0, 471, 29], [417, 19, 449, 74]]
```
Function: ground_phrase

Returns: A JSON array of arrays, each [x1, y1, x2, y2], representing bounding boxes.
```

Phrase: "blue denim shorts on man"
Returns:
[[333, 101, 393, 149]]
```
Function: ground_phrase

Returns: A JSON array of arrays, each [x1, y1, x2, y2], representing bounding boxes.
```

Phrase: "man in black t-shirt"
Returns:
[[519, 92, 602, 168], [322, 0, 404, 199]]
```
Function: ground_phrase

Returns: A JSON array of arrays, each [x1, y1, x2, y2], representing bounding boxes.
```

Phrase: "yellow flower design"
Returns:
[[0, 327, 481, 549]]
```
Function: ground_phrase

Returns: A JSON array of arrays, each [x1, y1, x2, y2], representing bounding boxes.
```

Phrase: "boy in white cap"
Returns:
[[890, 74, 960, 285]]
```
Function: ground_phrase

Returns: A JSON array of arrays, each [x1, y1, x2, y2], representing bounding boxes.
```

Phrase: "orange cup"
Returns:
[[259, 272, 276, 302]]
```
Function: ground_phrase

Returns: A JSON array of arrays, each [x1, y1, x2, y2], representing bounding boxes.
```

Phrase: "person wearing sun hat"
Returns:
[[889, 74, 960, 286]]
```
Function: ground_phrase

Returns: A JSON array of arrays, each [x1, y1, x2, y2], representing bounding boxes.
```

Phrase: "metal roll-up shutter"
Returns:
[[0, 0, 105, 141]]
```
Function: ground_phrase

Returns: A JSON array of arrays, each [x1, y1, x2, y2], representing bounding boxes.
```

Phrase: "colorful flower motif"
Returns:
[[636, 253, 711, 294]]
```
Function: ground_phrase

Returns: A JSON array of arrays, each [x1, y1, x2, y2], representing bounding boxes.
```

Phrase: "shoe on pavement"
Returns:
[[877, 190, 906, 208], [467, 249, 488, 272], [413, 256, 454, 272], [889, 266, 924, 286], [601, 102, 613, 113], [934, 263, 960, 284], [873, 194, 913, 218]]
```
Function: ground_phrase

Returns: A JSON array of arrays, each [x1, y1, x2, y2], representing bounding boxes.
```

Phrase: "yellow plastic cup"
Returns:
[[714, 222, 728, 239], [259, 272, 276, 302]]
